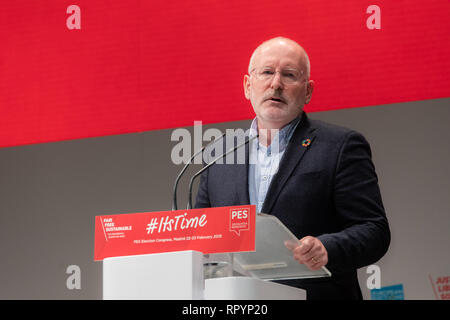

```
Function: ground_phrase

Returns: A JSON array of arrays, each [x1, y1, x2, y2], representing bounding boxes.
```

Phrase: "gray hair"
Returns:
[[248, 37, 311, 79]]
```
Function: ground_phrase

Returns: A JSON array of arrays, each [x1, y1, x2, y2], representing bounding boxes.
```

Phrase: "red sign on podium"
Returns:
[[94, 205, 256, 260]]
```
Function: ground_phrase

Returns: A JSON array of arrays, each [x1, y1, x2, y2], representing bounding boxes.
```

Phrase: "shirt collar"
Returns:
[[249, 116, 301, 155]]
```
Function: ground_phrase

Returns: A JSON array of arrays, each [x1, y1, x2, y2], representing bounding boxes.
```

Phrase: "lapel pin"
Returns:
[[301, 138, 311, 147]]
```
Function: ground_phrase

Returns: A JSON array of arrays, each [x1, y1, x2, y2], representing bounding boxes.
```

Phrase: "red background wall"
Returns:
[[1, 1, 449, 147]]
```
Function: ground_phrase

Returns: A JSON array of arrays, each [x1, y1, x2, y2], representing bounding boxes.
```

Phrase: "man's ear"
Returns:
[[305, 79, 314, 104], [243, 74, 251, 100]]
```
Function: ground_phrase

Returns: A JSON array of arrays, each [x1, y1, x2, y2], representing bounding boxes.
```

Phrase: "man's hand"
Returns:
[[285, 236, 328, 271]]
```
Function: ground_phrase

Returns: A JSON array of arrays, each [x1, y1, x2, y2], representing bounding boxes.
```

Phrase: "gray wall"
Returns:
[[312, 98, 450, 299], [0, 98, 449, 299]]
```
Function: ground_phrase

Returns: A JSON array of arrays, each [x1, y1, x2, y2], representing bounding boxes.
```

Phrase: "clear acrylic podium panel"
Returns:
[[233, 213, 331, 281]]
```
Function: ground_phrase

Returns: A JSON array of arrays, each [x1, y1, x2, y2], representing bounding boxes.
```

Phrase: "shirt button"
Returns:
[[262, 176, 268, 181]]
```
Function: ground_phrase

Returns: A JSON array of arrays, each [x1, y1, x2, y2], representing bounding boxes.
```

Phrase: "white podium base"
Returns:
[[103, 251, 204, 300], [102, 251, 306, 300], [204, 276, 306, 300]]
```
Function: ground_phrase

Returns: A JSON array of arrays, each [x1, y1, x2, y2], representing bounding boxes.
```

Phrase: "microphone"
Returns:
[[186, 133, 258, 209], [172, 133, 226, 211]]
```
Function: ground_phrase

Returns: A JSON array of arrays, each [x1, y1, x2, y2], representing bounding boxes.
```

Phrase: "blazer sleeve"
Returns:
[[318, 130, 391, 271], [194, 163, 212, 208]]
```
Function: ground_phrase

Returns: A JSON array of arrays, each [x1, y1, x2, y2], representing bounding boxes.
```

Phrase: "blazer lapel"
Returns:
[[235, 141, 250, 204], [261, 113, 317, 214], [222, 132, 251, 205]]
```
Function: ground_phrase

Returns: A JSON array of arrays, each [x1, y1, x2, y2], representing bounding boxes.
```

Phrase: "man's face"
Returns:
[[243, 40, 313, 129]]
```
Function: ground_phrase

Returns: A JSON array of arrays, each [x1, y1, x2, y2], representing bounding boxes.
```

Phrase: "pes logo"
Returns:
[[229, 207, 250, 236]]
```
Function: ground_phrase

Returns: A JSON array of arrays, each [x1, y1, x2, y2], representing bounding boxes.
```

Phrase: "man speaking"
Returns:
[[195, 37, 390, 300]]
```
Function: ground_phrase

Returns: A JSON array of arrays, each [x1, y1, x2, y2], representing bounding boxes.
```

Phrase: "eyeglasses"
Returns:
[[250, 67, 304, 85]]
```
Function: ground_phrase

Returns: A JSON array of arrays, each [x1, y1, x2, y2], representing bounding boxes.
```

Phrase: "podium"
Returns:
[[103, 251, 307, 300], [101, 212, 330, 300]]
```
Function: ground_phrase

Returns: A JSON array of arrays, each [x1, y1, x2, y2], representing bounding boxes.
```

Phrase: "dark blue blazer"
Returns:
[[195, 112, 390, 300]]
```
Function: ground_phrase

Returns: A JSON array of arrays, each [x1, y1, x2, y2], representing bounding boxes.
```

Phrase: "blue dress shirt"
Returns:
[[248, 117, 301, 213]]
